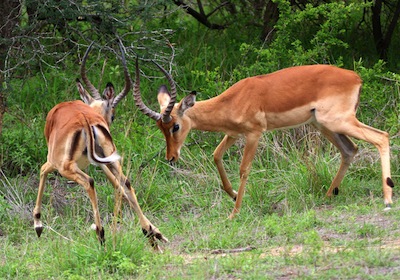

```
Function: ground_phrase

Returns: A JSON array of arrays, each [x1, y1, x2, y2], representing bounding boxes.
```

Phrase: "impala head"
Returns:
[[76, 80, 116, 125], [133, 59, 196, 163], [156, 87, 197, 163], [78, 41, 131, 126]]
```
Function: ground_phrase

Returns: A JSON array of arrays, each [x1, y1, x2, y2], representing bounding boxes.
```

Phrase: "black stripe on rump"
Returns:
[[92, 125, 112, 157], [95, 125, 113, 143], [69, 130, 82, 160]]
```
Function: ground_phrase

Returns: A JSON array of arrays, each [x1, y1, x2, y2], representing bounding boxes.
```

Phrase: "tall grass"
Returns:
[[1, 133, 399, 278]]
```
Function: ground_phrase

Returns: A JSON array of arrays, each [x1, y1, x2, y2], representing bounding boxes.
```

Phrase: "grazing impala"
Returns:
[[33, 43, 167, 250], [133, 60, 394, 219]]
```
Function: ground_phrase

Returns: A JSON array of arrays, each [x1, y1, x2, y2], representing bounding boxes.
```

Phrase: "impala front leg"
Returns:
[[229, 133, 260, 219], [213, 135, 238, 200], [123, 182, 169, 252], [101, 164, 168, 251]]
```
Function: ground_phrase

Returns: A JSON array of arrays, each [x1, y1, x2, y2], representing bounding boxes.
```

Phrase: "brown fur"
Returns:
[[137, 64, 393, 218], [33, 42, 167, 250]]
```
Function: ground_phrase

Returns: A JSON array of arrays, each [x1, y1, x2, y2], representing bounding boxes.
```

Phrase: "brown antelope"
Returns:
[[133, 60, 394, 219], [33, 43, 167, 250]]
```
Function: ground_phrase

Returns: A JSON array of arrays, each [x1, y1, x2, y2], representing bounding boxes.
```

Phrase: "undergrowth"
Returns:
[[0, 5, 399, 278]]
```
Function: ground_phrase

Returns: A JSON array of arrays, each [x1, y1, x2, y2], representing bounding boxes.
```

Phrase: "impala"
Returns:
[[33, 43, 167, 250], [133, 61, 394, 219]]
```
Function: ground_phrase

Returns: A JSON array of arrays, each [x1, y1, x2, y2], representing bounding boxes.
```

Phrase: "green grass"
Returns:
[[1, 16, 399, 279], [1, 129, 400, 279]]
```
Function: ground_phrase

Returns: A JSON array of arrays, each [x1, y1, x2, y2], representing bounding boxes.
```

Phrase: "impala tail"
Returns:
[[83, 118, 120, 165]]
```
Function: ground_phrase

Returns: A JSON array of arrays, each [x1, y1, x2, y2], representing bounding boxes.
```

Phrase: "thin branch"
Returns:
[[207, 1, 230, 18], [172, 0, 226, 29]]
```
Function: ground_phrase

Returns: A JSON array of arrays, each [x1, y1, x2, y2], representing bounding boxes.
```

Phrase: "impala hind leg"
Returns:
[[33, 161, 55, 237], [325, 118, 393, 209], [59, 165, 105, 244], [319, 128, 358, 197], [101, 163, 168, 252], [213, 135, 238, 200]]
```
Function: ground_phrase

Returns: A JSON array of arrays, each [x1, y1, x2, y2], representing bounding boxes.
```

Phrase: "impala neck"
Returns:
[[185, 95, 234, 133]]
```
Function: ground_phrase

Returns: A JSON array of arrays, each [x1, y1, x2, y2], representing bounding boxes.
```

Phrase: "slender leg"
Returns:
[[318, 128, 358, 197], [59, 164, 105, 244], [213, 135, 238, 199], [33, 161, 55, 237], [229, 133, 261, 219], [325, 118, 393, 208], [101, 162, 168, 251]]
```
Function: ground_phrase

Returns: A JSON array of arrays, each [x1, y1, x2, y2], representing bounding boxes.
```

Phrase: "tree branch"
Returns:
[[172, 0, 226, 30]]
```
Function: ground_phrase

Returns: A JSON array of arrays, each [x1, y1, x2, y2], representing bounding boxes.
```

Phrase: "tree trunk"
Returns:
[[261, 0, 279, 41], [371, 0, 400, 60], [0, 0, 21, 136]]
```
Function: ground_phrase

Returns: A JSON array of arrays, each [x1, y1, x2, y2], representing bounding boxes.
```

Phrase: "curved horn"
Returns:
[[112, 40, 131, 108], [152, 60, 177, 123], [81, 42, 101, 100], [133, 57, 161, 121]]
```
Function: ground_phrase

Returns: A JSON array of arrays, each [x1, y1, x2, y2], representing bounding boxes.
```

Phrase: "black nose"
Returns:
[[169, 157, 175, 165]]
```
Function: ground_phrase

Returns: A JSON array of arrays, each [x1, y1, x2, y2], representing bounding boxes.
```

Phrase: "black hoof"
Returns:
[[333, 187, 339, 196], [142, 226, 168, 243], [142, 226, 153, 238], [35, 226, 43, 238]]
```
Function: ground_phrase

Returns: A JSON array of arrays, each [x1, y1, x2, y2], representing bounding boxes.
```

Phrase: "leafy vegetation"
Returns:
[[1, 1, 399, 279]]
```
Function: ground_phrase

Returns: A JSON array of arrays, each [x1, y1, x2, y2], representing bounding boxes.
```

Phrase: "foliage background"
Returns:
[[0, 0, 399, 278]]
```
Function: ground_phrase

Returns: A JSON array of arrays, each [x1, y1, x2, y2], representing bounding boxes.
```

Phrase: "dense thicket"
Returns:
[[0, 0, 399, 176]]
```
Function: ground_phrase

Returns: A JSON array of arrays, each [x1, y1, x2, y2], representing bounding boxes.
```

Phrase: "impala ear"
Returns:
[[178, 91, 196, 116], [157, 85, 171, 112], [76, 78, 95, 105], [102, 82, 115, 106]]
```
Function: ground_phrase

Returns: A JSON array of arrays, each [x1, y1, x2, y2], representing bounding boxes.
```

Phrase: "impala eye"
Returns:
[[172, 123, 180, 133]]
